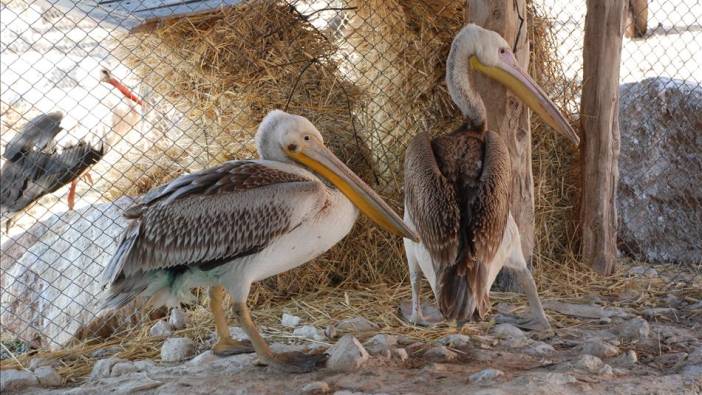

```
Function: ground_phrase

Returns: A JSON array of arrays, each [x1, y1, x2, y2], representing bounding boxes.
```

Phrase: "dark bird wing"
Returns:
[[4, 112, 64, 161], [404, 130, 511, 322], [102, 160, 323, 286], [0, 141, 103, 213]]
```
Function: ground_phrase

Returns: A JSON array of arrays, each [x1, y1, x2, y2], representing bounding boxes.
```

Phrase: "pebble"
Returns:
[[324, 325, 337, 340], [90, 357, 126, 380], [281, 313, 302, 328], [29, 357, 53, 370], [628, 266, 657, 278], [617, 317, 650, 342], [326, 335, 369, 372], [469, 368, 504, 383], [492, 323, 526, 340], [301, 381, 331, 394], [423, 346, 457, 362], [437, 334, 471, 348], [642, 307, 677, 320], [576, 354, 604, 373], [334, 317, 378, 332], [114, 375, 163, 393], [110, 360, 154, 377], [0, 369, 38, 392], [364, 334, 397, 358], [681, 364, 702, 378], [168, 308, 188, 330], [34, 366, 62, 387], [612, 350, 638, 367], [160, 337, 196, 362], [391, 348, 409, 362], [228, 326, 250, 340], [581, 340, 621, 358], [525, 341, 556, 356], [598, 364, 614, 376], [149, 320, 173, 337], [187, 350, 220, 366], [293, 325, 324, 341], [396, 335, 415, 346], [687, 346, 702, 364]]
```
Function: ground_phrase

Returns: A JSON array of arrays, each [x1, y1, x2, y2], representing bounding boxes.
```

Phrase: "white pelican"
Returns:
[[0, 69, 142, 231], [402, 24, 579, 330], [100, 110, 417, 372]]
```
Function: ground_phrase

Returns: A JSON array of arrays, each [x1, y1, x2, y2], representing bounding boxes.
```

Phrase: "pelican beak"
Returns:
[[470, 52, 580, 146], [289, 142, 419, 242], [100, 68, 144, 106]]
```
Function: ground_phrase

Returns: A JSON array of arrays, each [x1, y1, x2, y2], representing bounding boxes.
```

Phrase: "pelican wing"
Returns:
[[4, 113, 64, 161], [103, 160, 321, 285], [405, 130, 511, 321]]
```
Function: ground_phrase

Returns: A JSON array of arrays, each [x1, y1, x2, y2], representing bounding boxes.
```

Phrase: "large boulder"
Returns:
[[618, 78, 702, 264], [0, 196, 135, 349]]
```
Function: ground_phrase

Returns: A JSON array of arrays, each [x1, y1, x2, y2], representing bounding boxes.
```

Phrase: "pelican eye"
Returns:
[[499, 48, 506, 54], [303, 135, 310, 141]]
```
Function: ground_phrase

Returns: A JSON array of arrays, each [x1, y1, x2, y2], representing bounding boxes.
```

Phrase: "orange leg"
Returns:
[[67, 179, 78, 210], [82, 172, 93, 186]]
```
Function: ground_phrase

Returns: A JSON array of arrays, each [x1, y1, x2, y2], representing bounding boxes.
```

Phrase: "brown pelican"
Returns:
[[0, 69, 143, 231], [402, 24, 579, 330], [100, 110, 417, 372]]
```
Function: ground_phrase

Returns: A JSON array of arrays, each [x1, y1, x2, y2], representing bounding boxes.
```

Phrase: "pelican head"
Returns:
[[447, 24, 579, 145], [256, 110, 418, 241]]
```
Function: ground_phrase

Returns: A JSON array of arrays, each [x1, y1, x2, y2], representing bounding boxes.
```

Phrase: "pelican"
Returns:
[[100, 110, 417, 372], [0, 69, 142, 231], [402, 24, 579, 330]]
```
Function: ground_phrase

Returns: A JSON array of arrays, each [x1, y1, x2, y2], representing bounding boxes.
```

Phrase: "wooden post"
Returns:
[[466, 0, 532, 290], [579, 0, 626, 275]]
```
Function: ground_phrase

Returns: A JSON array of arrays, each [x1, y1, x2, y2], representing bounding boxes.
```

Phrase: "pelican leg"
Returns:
[[234, 301, 326, 373], [209, 286, 253, 356], [82, 172, 94, 186], [67, 179, 78, 210]]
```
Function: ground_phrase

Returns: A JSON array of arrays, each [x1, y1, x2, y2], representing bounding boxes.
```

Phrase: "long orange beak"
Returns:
[[470, 51, 580, 146], [100, 69, 144, 106]]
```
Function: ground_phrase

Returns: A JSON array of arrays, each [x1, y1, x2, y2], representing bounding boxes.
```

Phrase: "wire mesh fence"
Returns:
[[1, 0, 700, 354]]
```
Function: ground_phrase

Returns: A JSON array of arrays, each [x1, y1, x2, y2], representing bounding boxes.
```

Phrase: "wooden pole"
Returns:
[[466, 0, 532, 290], [579, 0, 626, 275]]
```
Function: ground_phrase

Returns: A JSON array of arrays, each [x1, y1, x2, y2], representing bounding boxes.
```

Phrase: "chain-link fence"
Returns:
[[1, 0, 700, 353]]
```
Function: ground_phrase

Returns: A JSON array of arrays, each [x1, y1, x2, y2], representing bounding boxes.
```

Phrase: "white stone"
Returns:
[[598, 364, 614, 376], [29, 357, 54, 370], [576, 354, 604, 373], [424, 346, 457, 362], [281, 313, 302, 328], [149, 320, 173, 337], [326, 335, 369, 372], [613, 350, 638, 367], [469, 368, 504, 383], [228, 326, 250, 341], [301, 381, 331, 394], [293, 325, 324, 341], [364, 334, 397, 358], [391, 348, 409, 362], [110, 360, 154, 377], [187, 350, 219, 366], [34, 366, 61, 387], [334, 317, 378, 332], [89, 357, 126, 380], [160, 337, 196, 362], [581, 340, 621, 358], [618, 317, 650, 342], [492, 323, 526, 340], [324, 324, 337, 339], [525, 341, 556, 356], [643, 307, 677, 319], [168, 308, 188, 330], [0, 369, 38, 392], [437, 334, 471, 348]]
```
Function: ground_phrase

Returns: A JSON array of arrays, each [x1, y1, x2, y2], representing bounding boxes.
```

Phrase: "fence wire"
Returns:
[[0, 0, 700, 353]]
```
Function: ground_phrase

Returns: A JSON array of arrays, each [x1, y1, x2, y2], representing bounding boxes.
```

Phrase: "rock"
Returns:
[[110, 360, 154, 377], [618, 78, 702, 264], [326, 335, 369, 372], [598, 364, 614, 376], [643, 307, 678, 320], [149, 320, 173, 337], [612, 350, 638, 367], [469, 368, 504, 383], [391, 348, 409, 362], [187, 350, 219, 366], [29, 357, 54, 370], [33, 366, 62, 387], [681, 364, 702, 378], [168, 308, 188, 330], [525, 341, 556, 356], [160, 337, 196, 362], [436, 334, 471, 348], [334, 317, 378, 333], [228, 326, 250, 341], [0, 369, 38, 392], [492, 323, 526, 339], [301, 381, 331, 394], [281, 313, 302, 328], [687, 346, 702, 364], [364, 334, 397, 358], [576, 354, 604, 373], [423, 346, 457, 362], [396, 335, 415, 346], [293, 325, 324, 341], [0, 197, 135, 349], [543, 301, 629, 319], [113, 374, 163, 393], [617, 317, 650, 342], [90, 357, 126, 380], [324, 325, 337, 340], [581, 340, 621, 358]]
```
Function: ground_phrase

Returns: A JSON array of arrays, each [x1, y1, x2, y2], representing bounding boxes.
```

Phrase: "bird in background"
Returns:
[[402, 24, 579, 330], [100, 110, 417, 373], [0, 68, 144, 232]]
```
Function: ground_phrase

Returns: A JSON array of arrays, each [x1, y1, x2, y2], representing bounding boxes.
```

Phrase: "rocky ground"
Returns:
[[2, 263, 701, 395]]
